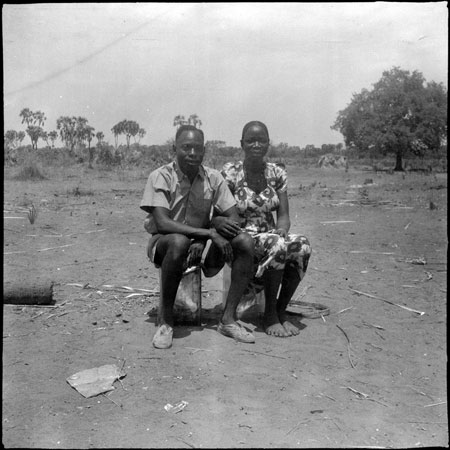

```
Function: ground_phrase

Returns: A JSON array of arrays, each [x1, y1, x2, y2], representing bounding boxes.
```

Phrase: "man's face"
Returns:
[[175, 130, 205, 173]]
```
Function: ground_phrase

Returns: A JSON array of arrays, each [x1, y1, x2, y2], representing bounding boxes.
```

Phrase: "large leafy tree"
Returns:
[[332, 67, 447, 170]]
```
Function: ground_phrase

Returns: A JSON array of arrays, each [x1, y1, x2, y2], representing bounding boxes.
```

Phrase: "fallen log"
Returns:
[[3, 281, 54, 305]]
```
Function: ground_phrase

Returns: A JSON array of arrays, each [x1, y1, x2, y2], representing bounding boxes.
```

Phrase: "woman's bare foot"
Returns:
[[264, 312, 291, 337], [279, 313, 300, 336]]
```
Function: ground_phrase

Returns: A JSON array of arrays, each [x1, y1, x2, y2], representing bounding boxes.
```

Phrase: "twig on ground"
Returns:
[[102, 393, 122, 408], [318, 392, 336, 401], [374, 330, 385, 340], [240, 349, 287, 360], [349, 251, 396, 255], [349, 288, 425, 315], [30, 311, 45, 320], [297, 285, 312, 298], [362, 321, 385, 330], [320, 220, 356, 224], [175, 437, 196, 448], [286, 421, 309, 435], [65, 229, 106, 237], [343, 386, 388, 406], [367, 343, 383, 351], [404, 222, 411, 230], [336, 325, 356, 369], [336, 306, 353, 315], [185, 347, 212, 353], [424, 401, 447, 408], [405, 385, 434, 400], [37, 244, 75, 252]]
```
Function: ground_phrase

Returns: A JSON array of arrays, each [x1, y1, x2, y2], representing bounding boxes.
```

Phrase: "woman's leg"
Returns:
[[277, 262, 302, 335], [262, 269, 291, 337], [253, 232, 291, 336], [277, 235, 312, 335]]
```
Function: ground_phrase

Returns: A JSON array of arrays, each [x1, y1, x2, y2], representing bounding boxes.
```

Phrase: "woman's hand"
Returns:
[[274, 228, 288, 238], [211, 216, 241, 239], [187, 241, 205, 268]]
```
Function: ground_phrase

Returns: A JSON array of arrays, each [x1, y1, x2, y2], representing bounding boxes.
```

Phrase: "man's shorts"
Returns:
[[146, 234, 223, 277]]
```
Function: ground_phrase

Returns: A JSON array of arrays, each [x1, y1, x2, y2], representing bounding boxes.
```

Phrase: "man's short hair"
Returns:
[[175, 125, 204, 143]]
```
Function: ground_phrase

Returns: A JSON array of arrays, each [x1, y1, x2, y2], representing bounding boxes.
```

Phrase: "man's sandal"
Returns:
[[152, 324, 173, 349], [217, 322, 255, 343]]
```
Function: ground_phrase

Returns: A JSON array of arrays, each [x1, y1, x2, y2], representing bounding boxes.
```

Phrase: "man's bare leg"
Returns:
[[221, 232, 254, 325], [155, 234, 190, 327]]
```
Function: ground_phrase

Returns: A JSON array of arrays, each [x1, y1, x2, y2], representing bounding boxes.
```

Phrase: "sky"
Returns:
[[3, 2, 448, 148]]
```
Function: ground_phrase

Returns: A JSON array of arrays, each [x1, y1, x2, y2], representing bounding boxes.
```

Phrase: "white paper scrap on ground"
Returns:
[[164, 401, 188, 413], [66, 364, 126, 398]]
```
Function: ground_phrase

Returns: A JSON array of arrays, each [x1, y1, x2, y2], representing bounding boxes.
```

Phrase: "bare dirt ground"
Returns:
[[3, 164, 448, 448]]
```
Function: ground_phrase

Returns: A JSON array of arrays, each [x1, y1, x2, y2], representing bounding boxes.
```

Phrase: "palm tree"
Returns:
[[173, 115, 186, 129], [111, 123, 122, 149], [188, 114, 202, 129], [96, 131, 104, 146], [83, 125, 96, 168], [48, 131, 58, 148], [57, 116, 78, 153], [19, 108, 33, 127], [32, 111, 46, 127]]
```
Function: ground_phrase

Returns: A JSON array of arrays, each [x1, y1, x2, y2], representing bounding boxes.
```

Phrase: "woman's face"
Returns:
[[241, 124, 270, 162]]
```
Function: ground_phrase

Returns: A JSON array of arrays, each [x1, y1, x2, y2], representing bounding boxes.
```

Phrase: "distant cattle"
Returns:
[[318, 154, 349, 170]]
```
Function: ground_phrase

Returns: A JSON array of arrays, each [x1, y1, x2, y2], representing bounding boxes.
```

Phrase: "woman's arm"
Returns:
[[275, 191, 291, 237]]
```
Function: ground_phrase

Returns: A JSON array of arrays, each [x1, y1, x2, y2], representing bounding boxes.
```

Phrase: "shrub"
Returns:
[[13, 157, 46, 181], [96, 144, 121, 168]]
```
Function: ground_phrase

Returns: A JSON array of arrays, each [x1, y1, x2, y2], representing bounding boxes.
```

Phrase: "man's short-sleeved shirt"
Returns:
[[140, 161, 236, 234]]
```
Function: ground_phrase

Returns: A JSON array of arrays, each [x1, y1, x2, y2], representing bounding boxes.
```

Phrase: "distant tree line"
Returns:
[[5, 68, 446, 172]]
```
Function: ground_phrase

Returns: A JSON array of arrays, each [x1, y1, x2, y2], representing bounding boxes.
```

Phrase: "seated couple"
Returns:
[[140, 123, 311, 349]]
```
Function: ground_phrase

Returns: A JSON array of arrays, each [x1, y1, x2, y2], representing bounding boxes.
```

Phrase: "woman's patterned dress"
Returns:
[[221, 161, 312, 300]]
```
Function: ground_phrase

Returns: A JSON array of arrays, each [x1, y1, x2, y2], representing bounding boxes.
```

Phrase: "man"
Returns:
[[141, 125, 255, 349]]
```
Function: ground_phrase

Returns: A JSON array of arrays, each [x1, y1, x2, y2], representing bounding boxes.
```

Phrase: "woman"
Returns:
[[220, 121, 312, 337]]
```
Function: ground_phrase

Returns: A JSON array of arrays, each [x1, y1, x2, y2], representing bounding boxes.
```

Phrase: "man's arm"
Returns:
[[211, 206, 242, 239], [151, 206, 215, 239], [152, 206, 234, 262]]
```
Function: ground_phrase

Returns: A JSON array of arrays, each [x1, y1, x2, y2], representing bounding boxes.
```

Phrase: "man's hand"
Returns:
[[212, 216, 241, 239], [210, 229, 233, 263], [187, 241, 205, 268]]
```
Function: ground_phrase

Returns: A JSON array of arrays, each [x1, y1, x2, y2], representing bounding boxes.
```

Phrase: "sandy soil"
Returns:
[[2, 165, 448, 448]]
